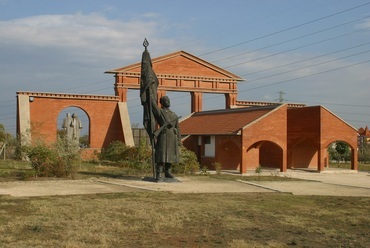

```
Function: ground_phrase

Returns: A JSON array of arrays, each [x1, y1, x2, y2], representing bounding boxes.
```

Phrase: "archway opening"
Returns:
[[57, 106, 90, 148], [327, 140, 353, 171], [259, 141, 283, 169], [246, 140, 283, 171]]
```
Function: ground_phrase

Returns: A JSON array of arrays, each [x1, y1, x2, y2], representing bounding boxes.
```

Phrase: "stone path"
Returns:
[[0, 170, 369, 197]]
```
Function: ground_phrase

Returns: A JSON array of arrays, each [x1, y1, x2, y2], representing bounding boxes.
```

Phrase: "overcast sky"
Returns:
[[1, 0, 369, 135]]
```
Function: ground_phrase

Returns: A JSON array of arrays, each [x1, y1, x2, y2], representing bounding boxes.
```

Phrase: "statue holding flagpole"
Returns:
[[140, 39, 181, 182]]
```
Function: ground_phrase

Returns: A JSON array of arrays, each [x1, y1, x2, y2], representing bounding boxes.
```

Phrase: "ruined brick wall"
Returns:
[[24, 93, 124, 148]]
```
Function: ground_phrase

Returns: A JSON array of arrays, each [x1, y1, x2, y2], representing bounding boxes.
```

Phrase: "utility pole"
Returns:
[[276, 91, 286, 103]]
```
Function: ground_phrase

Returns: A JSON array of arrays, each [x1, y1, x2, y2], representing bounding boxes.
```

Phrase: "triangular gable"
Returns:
[[320, 105, 358, 132], [241, 104, 287, 131], [106, 50, 243, 81], [180, 105, 279, 135]]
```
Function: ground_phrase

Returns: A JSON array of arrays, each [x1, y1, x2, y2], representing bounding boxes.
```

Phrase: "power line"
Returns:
[[240, 49, 370, 84], [224, 26, 370, 69], [212, 14, 370, 64], [287, 99, 370, 108], [200, 1, 370, 56], [239, 58, 370, 93], [242, 41, 370, 77]]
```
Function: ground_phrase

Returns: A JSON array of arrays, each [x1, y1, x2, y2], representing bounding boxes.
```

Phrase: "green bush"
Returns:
[[99, 139, 152, 173], [23, 139, 80, 178], [99, 140, 129, 162], [172, 146, 200, 175], [213, 162, 222, 175], [99, 141, 201, 175]]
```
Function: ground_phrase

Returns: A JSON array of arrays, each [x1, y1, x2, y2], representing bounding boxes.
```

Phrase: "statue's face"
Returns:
[[161, 97, 170, 108]]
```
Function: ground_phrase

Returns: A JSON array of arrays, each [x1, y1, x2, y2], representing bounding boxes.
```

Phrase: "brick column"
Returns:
[[351, 147, 358, 170], [114, 75, 128, 102], [191, 92, 203, 112], [225, 93, 237, 109], [115, 87, 127, 102]]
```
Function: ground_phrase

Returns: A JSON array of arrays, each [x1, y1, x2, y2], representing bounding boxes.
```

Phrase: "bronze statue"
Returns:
[[151, 96, 181, 180], [140, 39, 181, 182]]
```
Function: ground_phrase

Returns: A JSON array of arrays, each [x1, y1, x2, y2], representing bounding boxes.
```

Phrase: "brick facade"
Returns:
[[17, 50, 359, 171]]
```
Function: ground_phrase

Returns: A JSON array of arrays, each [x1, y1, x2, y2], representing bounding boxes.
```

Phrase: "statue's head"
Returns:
[[72, 113, 78, 118], [160, 96, 170, 108]]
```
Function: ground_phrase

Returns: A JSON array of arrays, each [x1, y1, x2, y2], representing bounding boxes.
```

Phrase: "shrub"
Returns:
[[99, 139, 152, 173], [99, 140, 129, 162], [255, 165, 262, 175], [23, 139, 80, 178], [172, 146, 200, 175], [213, 162, 222, 175]]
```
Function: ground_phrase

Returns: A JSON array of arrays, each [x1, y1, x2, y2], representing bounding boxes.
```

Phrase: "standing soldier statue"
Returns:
[[140, 39, 181, 182]]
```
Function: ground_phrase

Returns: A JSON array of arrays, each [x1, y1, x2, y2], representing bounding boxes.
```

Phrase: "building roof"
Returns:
[[105, 50, 244, 81], [180, 105, 280, 135], [359, 126, 370, 136]]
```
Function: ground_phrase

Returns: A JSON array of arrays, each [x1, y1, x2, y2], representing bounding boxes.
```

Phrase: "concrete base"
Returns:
[[142, 177, 181, 183]]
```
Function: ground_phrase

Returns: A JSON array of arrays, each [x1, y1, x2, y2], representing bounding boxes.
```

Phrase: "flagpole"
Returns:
[[141, 38, 157, 180], [148, 94, 156, 179]]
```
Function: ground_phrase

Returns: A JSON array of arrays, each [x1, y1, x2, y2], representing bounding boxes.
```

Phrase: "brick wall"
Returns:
[[28, 97, 123, 148]]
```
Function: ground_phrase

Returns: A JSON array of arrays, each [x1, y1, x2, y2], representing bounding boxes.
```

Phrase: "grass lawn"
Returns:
[[0, 192, 369, 247], [329, 162, 370, 171], [1, 159, 369, 247]]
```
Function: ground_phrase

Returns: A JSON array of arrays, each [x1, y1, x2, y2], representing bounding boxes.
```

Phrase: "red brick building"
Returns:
[[17, 50, 358, 171], [180, 104, 358, 173]]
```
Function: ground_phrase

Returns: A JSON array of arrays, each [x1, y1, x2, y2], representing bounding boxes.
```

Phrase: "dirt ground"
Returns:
[[0, 169, 369, 197]]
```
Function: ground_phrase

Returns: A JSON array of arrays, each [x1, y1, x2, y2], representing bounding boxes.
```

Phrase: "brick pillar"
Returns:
[[191, 92, 203, 112], [318, 147, 325, 172], [351, 147, 358, 170], [114, 76, 127, 102], [225, 93, 237, 109], [115, 87, 127, 102], [281, 148, 287, 172]]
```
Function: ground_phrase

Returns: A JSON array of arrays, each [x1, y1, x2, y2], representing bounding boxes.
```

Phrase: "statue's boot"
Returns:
[[155, 165, 163, 182], [164, 163, 174, 178]]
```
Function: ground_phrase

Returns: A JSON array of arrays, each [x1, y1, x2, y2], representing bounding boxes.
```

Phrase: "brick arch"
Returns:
[[17, 92, 134, 151], [245, 140, 284, 171], [324, 139, 357, 170], [57, 106, 91, 143]]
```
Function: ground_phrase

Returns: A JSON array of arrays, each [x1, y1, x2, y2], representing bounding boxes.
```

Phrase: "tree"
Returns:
[[0, 123, 12, 143], [335, 141, 349, 162], [359, 141, 370, 163]]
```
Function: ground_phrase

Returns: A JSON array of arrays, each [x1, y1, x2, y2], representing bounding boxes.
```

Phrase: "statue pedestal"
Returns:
[[142, 177, 181, 183]]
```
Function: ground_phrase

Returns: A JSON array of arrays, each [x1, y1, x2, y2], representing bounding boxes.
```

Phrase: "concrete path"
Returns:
[[0, 170, 369, 197]]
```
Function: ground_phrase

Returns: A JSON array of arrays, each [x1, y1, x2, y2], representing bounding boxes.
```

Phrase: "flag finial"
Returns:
[[143, 38, 149, 50]]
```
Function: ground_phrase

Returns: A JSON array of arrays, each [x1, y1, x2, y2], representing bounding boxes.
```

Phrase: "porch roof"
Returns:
[[180, 105, 279, 135]]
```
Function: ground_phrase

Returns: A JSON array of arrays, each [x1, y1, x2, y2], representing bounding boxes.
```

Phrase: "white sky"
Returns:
[[0, 0, 369, 135]]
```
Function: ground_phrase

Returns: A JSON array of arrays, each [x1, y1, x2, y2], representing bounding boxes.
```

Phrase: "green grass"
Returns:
[[0, 159, 369, 247], [0, 192, 369, 247], [329, 162, 370, 171]]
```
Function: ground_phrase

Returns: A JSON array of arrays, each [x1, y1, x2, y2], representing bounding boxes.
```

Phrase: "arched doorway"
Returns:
[[57, 106, 90, 148], [327, 140, 353, 171], [247, 140, 283, 171]]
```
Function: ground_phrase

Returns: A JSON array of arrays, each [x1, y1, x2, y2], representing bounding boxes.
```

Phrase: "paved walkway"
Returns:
[[0, 170, 369, 197]]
